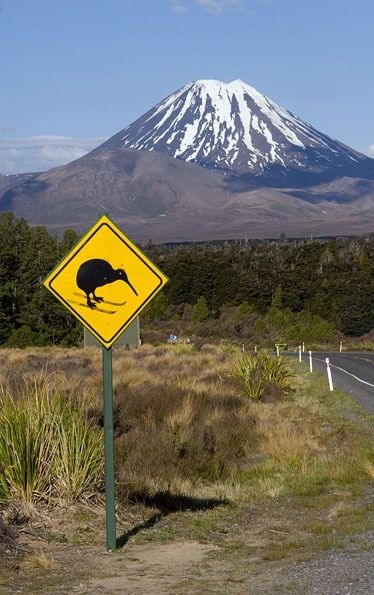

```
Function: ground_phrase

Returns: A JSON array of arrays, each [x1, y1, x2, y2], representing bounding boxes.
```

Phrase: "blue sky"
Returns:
[[1, 0, 373, 173]]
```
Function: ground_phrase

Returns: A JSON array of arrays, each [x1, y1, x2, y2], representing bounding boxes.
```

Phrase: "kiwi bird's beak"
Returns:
[[126, 280, 138, 296]]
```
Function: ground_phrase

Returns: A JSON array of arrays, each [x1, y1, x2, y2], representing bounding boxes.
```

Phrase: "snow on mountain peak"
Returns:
[[112, 79, 363, 175]]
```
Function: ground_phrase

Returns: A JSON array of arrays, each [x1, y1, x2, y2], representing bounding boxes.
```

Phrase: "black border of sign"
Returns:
[[48, 222, 165, 347]]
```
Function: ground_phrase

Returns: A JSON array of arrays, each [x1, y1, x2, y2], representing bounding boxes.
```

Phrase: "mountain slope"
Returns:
[[1, 78, 373, 241], [0, 172, 37, 196], [1, 145, 373, 241], [0, 147, 230, 226], [102, 79, 366, 181]]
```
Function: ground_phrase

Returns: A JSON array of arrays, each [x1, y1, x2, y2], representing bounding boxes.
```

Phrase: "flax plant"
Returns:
[[54, 404, 104, 501], [233, 353, 293, 400], [0, 390, 57, 502], [0, 375, 103, 504]]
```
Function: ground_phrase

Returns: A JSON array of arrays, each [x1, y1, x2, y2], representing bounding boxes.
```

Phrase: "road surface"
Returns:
[[290, 351, 374, 414]]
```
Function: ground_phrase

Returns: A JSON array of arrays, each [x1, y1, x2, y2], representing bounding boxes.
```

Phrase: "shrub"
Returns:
[[114, 381, 257, 498], [192, 296, 210, 322], [6, 325, 37, 348], [53, 401, 104, 501], [0, 390, 57, 502], [0, 378, 103, 504], [265, 356, 294, 394], [233, 353, 293, 401]]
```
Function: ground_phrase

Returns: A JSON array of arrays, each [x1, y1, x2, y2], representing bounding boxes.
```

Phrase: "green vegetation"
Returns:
[[0, 213, 373, 347], [192, 295, 210, 322], [233, 352, 293, 400], [152, 236, 374, 339], [0, 375, 103, 503], [0, 213, 81, 347]]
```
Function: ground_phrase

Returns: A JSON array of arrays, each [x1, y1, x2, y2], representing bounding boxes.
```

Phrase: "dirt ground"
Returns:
[[1, 492, 373, 595]]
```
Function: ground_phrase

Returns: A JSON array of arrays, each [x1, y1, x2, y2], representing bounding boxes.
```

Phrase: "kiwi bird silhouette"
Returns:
[[76, 259, 138, 309]]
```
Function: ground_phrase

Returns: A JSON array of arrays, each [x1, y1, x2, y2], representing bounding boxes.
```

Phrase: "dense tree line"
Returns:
[[0, 213, 372, 346], [0, 213, 81, 346], [148, 235, 374, 338]]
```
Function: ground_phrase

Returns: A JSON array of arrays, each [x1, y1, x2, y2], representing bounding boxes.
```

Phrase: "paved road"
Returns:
[[289, 351, 374, 414]]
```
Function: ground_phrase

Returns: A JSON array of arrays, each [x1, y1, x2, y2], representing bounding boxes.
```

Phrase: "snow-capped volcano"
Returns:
[[2, 78, 374, 239], [104, 79, 364, 176]]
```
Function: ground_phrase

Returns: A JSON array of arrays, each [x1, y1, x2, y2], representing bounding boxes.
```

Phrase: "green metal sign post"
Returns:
[[42, 215, 168, 552], [102, 346, 116, 550]]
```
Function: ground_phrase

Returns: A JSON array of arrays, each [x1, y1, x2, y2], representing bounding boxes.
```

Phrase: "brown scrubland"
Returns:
[[0, 343, 372, 593]]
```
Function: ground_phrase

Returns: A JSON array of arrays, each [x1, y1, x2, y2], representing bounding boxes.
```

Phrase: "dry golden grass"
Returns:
[[253, 401, 326, 463], [21, 552, 58, 572], [364, 461, 374, 479], [1, 344, 373, 595], [0, 343, 372, 508]]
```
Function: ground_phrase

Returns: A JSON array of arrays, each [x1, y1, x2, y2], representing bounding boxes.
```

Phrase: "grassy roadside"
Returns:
[[0, 345, 373, 593], [126, 356, 373, 548]]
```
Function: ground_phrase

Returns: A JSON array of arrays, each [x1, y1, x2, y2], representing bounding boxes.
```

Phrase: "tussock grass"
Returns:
[[115, 383, 257, 498], [0, 386, 58, 502], [21, 552, 58, 572], [233, 353, 293, 400], [0, 373, 103, 504], [0, 344, 372, 512], [350, 341, 374, 351]]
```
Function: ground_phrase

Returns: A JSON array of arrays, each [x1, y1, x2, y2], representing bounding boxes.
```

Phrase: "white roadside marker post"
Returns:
[[242, 344, 245, 353], [299, 345, 302, 363], [325, 357, 334, 391], [276, 345, 280, 357], [340, 341, 343, 353], [302, 342, 305, 353], [255, 345, 257, 355], [309, 350, 313, 373]]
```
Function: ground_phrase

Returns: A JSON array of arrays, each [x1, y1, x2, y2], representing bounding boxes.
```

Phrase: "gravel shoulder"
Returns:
[[286, 532, 374, 595]]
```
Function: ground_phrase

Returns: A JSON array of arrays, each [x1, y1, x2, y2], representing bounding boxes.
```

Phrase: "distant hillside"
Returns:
[[1, 79, 373, 241]]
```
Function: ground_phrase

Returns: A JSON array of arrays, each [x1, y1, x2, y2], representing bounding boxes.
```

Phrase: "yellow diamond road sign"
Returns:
[[43, 216, 168, 348]]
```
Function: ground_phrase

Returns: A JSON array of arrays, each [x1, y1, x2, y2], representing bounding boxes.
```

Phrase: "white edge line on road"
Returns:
[[313, 357, 374, 389]]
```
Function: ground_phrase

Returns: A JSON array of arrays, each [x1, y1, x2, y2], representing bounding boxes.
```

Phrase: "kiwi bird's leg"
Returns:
[[86, 293, 97, 309], [92, 291, 104, 303]]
